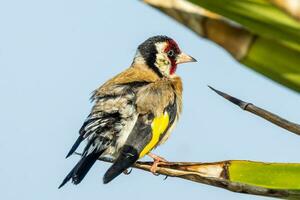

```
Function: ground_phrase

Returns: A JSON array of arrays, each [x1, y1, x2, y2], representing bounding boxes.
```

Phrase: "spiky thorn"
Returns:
[[207, 86, 251, 110], [208, 85, 300, 136]]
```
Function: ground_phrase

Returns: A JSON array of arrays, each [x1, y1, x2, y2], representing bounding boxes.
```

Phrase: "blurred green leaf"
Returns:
[[144, 0, 300, 93]]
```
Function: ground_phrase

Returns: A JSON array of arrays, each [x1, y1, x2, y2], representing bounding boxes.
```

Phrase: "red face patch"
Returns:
[[164, 39, 181, 75]]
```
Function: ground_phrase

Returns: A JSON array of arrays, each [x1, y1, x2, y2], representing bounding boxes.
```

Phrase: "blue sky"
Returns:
[[0, 0, 299, 200]]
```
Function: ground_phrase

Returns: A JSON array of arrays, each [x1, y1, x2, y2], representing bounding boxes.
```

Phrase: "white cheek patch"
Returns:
[[154, 42, 171, 76], [155, 53, 170, 73]]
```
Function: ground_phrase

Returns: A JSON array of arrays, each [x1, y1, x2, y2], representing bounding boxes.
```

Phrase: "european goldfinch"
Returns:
[[59, 35, 196, 188]]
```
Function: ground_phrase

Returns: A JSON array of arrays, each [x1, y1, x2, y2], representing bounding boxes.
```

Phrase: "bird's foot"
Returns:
[[148, 153, 168, 176]]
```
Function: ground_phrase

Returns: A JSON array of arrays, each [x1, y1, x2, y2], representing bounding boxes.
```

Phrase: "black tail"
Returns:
[[103, 145, 139, 184], [59, 150, 104, 189], [65, 135, 84, 158]]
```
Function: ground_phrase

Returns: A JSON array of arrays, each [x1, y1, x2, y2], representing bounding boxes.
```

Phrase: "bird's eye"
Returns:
[[167, 50, 175, 57]]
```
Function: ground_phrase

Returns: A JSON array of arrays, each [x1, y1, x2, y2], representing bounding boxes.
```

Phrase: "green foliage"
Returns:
[[187, 0, 300, 93], [189, 0, 300, 44], [230, 161, 300, 190]]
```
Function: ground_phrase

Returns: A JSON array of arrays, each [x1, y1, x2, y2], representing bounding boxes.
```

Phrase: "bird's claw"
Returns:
[[149, 160, 168, 176], [148, 153, 169, 176]]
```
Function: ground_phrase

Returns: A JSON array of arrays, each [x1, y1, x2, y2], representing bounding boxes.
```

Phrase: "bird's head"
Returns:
[[133, 35, 196, 78]]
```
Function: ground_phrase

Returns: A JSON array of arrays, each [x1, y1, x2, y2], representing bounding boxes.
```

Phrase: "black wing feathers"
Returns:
[[65, 135, 84, 158], [59, 131, 113, 188], [103, 114, 153, 184], [65, 116, 101, 158], [59, 149, 105, 188], [60, 111, 120, 188], [103, 145, 139, 184]]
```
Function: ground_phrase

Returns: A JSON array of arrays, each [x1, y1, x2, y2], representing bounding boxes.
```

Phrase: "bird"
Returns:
[[58, 35, 196, 188]]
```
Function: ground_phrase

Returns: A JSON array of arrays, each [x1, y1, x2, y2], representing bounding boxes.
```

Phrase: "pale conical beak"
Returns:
[[176, 52, 197, 64]]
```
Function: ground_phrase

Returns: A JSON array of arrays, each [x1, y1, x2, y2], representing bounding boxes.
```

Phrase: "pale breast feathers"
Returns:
[[136, 80, 176, 116]]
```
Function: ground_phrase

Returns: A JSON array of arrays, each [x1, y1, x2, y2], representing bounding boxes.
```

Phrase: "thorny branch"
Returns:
[[208, 86, 300, 136]]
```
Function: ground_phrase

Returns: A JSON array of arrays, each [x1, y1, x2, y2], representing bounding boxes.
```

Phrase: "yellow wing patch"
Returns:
[[139, 112, 169, 158]]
